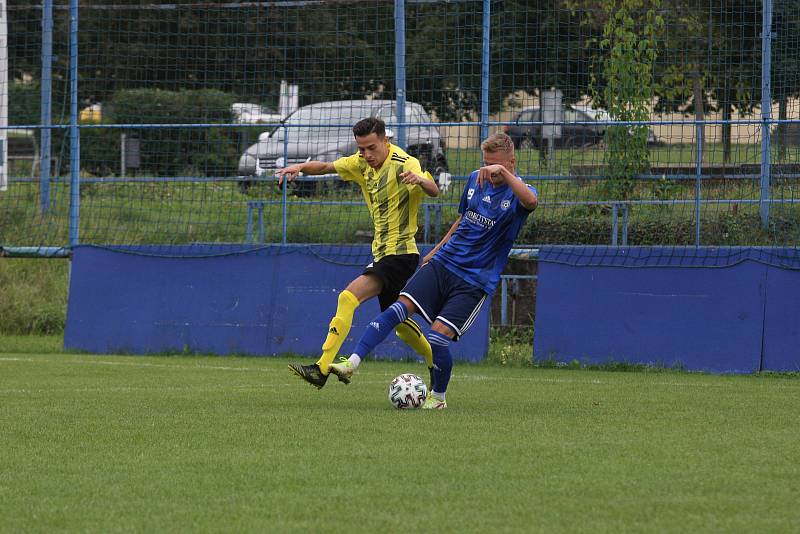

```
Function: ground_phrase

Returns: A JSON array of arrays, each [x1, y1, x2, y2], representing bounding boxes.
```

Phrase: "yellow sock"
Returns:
[[316, 290, 360, 374], [395, 318, 433, 369]]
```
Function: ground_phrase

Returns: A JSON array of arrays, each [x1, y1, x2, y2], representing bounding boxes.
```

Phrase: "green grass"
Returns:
[[0, 335, 63, 353], [1, 351, 799, 532], [0, 259, 69, 336]]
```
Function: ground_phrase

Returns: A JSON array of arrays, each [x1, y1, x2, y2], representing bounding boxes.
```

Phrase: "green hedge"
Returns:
[[10, 84, 249, 178], [517, 211, 799, 246], [80, 88, 244, 177]]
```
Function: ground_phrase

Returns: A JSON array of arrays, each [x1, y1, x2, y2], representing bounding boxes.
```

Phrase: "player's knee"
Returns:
[[431, 321, 455, 339], [397, 296, 416, 316]]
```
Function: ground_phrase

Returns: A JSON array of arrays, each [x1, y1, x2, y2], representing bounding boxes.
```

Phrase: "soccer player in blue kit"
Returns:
[[328, 132, 538, 409]]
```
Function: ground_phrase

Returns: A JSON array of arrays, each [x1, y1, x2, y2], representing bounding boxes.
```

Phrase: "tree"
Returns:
[[654, 1, 762, 164], [772, 0, 800, 161]]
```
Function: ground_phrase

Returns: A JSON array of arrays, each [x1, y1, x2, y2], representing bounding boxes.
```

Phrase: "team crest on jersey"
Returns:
[[467, 188, 475, 199], [501, 199, 511, 211]]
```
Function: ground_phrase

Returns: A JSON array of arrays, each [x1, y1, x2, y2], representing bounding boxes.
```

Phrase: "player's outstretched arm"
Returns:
[[399, 170, 439, 197], [422, 215, 462, 264], [274, 161, 337, 185]]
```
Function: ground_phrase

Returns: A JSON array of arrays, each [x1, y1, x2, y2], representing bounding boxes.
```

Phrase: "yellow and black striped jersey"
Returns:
[[334, 144, 433, 261]]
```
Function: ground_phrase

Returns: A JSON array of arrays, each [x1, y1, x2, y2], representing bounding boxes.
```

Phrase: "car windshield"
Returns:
[[273, 105, 374, 139]]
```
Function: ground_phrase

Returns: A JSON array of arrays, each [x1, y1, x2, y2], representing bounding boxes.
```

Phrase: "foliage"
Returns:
[[590, 0, 663, 200], [8, 0, 800, 132], [10, 81, 45, 126], [0, 259, 68, 335], [491, 1, 597, 108], [80, 88, 241, 177], [485, 326, 534, 367]]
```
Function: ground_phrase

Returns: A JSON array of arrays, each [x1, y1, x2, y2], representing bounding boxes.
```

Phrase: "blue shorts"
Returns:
[[399, 259, 488, 340]]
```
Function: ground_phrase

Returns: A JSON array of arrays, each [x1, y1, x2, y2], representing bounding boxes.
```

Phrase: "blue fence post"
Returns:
[[68, 0, 79, 247], [695, 123, 703, 246], [258, 204, 265, 243], [282, 127, 288, 244], [500, 277, 508, 326], [246, 203, 254, 243], [434, 204, 442, 239], [394, 0, 407, 150], [611, 203, 618, 246], [39, 0, 53, 214], [480, 0, 491, 143], [760, 0, 773, 229], [621, 204, 629, 246]]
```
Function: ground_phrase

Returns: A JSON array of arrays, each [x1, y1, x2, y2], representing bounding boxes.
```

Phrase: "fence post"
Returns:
[[480, 0, 491, 143], [40, 0, 53, 214], [695, 123, 703, 246], [759, 0, 773, 229], [394, 0, 407, 150], [282, 127, 288, 245], [621, 204, 629, 246], [68, 0, 80, 247], [0, 1, 5, 194], [611, 203, 618, 246], [500, 277, 508, 326]]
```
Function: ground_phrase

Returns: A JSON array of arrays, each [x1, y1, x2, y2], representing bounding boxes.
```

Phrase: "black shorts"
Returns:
[[363, 253, 420, 311]]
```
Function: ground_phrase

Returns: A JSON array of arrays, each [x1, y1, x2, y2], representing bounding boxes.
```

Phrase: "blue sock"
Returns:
[[352, 302, 408, 359], [427, 331, 453, 394]]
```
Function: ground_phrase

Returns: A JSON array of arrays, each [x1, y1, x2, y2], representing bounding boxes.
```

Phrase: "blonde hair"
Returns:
[[480, 132, 515, 154]]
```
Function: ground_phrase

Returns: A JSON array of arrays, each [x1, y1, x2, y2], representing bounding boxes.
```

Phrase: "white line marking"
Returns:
[[2, 357, 798, 390]]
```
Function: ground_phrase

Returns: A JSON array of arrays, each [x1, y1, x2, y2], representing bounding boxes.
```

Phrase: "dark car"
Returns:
[[504, 106, 657, 149]]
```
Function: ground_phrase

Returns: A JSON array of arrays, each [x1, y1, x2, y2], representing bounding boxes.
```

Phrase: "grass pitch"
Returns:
[[1, 351, 799, 533]]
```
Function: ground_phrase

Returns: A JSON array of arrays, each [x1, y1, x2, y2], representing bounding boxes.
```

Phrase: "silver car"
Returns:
[[237, 99, 448, 194]]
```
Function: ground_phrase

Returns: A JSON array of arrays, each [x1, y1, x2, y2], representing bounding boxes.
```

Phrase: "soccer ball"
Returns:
[[388, 373, 428, 409]]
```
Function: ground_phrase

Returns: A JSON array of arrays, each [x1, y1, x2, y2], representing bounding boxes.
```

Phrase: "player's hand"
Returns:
[[399, 170, 424, 185], [274, 164, 303, 185], [477, 164, 506, 187]]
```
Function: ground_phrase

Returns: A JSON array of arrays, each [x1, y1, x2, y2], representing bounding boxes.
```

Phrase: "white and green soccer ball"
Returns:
[[388, 373, 427, 409]]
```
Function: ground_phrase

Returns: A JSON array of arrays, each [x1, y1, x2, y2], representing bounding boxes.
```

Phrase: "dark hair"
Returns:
[[352, 117, 386, 138]]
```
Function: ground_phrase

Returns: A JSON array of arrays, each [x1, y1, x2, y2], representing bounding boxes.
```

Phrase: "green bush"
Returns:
[[518, 209, 798, 246], [80, 88, 243, 177]]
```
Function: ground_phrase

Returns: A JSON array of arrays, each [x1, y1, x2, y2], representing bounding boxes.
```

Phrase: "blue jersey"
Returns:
[[433, 171, 537, 294]]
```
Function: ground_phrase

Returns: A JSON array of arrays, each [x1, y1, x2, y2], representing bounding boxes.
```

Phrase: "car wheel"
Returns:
[[292, 180, 316, 198], [238, 179, 253, 194], [408, 144, 434, 173], [433, 153, 449, 174], [520, 136, 536, 150]]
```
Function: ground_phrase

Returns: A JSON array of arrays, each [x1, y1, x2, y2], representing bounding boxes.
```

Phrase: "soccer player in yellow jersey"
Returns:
[[275, 117, 439, 389]]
